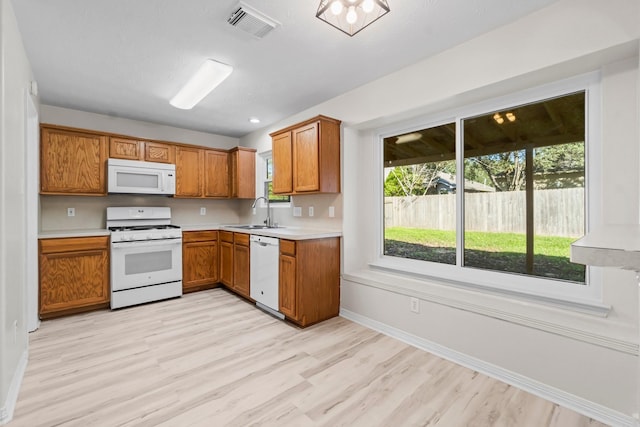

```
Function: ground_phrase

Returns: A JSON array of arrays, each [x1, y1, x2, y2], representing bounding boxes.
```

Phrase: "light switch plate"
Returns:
[[200, 207, 206, 216], [329, 206, 335, 218], [308, 206, 314, 217], [293, 207, 302, 217]]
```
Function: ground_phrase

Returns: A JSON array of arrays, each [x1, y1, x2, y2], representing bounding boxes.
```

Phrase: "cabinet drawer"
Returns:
[[183, 230, 218, 243], [234, 233, 250, 246], [280, 239, 296, 256], [40, 236, 109, 254], [220, 230, 234, 243]]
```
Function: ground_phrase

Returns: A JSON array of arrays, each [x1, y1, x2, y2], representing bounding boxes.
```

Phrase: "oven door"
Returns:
[[111, 238, 182, 291]]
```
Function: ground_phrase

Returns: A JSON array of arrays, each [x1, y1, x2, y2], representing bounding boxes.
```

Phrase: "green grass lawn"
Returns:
[[384, 227, 585, 282], [385, 227, 576, 257]]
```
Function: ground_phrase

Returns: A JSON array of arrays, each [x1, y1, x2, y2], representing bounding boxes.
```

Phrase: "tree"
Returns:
[[464, 142, 584, 192], [466, 150, 526, 192], [384, 161, 453, 196]]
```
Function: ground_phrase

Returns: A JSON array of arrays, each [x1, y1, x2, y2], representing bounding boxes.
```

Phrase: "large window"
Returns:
[[383, 91, 586, 285]]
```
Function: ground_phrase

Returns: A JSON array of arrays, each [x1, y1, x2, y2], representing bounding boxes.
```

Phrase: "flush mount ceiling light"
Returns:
[[170, 59, 233, 110], [248, 117, 261, 124], [316, 0, 390, 37], [395, 132, 422, 144]]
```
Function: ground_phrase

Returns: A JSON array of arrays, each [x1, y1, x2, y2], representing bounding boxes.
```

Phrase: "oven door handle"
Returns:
[[111, 238, 182, 249]]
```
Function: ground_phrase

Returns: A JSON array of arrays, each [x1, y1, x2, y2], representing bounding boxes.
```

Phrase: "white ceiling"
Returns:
[[12, 0, 558, 138]]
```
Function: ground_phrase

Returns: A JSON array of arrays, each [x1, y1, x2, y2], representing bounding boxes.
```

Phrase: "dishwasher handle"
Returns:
[[250, 235, 279, 246]]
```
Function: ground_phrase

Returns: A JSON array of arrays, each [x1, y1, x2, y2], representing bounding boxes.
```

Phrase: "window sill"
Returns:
[[367, 259, 610, 317], [343, 266, 637, 355]]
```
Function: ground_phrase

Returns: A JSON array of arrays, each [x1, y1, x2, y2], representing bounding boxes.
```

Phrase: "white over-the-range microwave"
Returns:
[[107, 158, 176, 195]]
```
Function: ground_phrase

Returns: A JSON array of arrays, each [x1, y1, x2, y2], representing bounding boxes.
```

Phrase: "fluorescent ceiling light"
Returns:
[[170, 59, 233, 109]]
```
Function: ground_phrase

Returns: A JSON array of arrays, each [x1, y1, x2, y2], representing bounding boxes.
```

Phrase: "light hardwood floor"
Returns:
[[11, 289, 607, 427]]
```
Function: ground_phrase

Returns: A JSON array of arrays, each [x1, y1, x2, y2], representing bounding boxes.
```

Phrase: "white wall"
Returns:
[[241, 0, 640, 422], [0, 0, 35, 423]]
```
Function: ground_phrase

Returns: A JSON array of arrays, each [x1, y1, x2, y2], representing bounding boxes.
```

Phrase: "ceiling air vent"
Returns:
[[227, 2, 279, 38]]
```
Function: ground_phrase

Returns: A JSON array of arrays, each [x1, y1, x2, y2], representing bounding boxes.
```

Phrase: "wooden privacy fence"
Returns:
[[384, 188, 584, 237]]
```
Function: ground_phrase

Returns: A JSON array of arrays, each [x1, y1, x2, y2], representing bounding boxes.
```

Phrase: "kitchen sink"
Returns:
[[226, 224, 284, 230]]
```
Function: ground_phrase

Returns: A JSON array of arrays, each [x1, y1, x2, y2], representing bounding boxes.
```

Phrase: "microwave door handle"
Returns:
[[160, 173, 165, 192]]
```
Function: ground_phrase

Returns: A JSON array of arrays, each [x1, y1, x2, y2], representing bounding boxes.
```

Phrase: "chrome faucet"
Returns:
[[252, 196, 273, 227]]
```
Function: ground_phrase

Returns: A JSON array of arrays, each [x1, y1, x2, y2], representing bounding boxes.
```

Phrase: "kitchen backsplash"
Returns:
[[40, 195, 243, 231], [238, 193, 343, 230], [40, 193, 342, 231]]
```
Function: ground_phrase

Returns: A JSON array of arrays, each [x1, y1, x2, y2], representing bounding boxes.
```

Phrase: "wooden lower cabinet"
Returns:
[[39, 236, 110, 318], [279, 237, 340, 327], [182, 231, 219, 293], [218, 231, 251, 299], [232, 233, 251, 299], [219, 231, 234, 287]]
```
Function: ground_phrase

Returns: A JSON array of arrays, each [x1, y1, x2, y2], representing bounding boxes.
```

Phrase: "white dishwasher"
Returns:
[[250, 235, 283, 319]]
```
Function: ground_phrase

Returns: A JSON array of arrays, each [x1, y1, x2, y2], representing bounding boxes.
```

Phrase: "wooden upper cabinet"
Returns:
[[110, 137, 142, 160], [293, 122, 320, 192], [41, 126, 108, 195], [229, 147, 256, 199], [270, 115, 341, 195], [110, 138, 175, 164], [272, 132, 293, 194], [175, 146, 203, 197], [204, 150, 229, 198], [144, 141, 175, 164]]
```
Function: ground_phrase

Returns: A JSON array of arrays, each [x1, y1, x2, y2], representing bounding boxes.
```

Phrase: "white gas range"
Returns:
[[107, 207, 182, 309]]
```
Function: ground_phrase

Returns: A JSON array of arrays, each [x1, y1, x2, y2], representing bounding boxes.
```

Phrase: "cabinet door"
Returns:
[[41, 127, 108, 195], [279, 254, 297, 319], [39, 237, 110, 318], [234, 244, 251, 298], [229, 148, 256, 199], [292, 122, 320, 192], [110, 137, 142, 160], [175, 146, 203, 197], [145, 142, 175, 164], [183, 240, 218, 292], [219, 241, 234, 287], [272, 132, 292, 194], [204, 150, 229, 197]]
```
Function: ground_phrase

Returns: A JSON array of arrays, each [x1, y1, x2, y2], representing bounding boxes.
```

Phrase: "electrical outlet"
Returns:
[[410, 297, 420, 313], [293, 207, 302, 217], [308, 206, 314, 217], [328, 206, 335, 218], [67, 208, 75, 217], [200, 207, 206, 216]]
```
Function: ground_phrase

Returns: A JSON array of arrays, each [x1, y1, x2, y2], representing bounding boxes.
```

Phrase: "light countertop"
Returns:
[[39, 225, 342, 241], [39, 229, 111, 239], [183, 224, 342, 240], [570, 224, 640, 271]]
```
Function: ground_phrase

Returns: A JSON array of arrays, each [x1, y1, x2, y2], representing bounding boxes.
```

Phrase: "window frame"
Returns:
[[258, 150, 291, 207], [372, 72, 604, 309]]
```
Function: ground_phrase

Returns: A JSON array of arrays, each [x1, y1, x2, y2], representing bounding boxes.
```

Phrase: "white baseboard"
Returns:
[[340, 308, 637, 427], [0, 349, 28, 425]]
